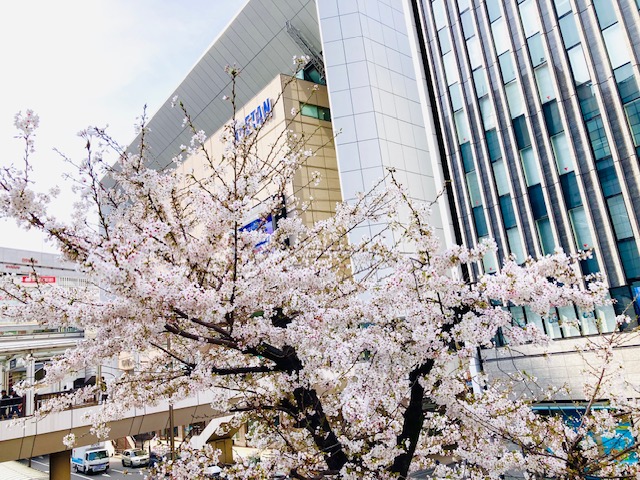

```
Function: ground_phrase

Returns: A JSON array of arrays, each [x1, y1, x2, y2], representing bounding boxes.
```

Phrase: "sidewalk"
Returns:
[[0, 461, 47, 480]]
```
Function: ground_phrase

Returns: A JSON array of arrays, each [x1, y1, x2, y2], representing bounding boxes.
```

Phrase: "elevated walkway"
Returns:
[[0, 391, 219, 462]]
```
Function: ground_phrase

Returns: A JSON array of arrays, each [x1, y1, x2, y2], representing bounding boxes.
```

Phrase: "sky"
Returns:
[[0, 0, 243, 253]]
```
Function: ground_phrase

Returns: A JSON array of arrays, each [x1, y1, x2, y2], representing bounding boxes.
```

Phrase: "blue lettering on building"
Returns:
[[237, 98, 272, 140]]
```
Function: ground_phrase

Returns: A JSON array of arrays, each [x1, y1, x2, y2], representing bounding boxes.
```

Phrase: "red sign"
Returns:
[[21, 276, 56, 284]]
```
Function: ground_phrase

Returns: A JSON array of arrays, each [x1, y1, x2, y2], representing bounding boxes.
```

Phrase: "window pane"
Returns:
[[567, 45, 591, 85], [461, 141, 474, 172], [554, 0, 572, 17], [505, 82, 524, 118], [473, 206, 489, 237], [438, 28, 451, 54], [491, 17, 510, 55], [519, 0, 541, 37], [524, 305, 545, 333], [461, 10, 475, 39], [619, 238, 640, 280], [593, 0, 618, 29], [559, 14, 580, 49], [500, 195, 517, 228], [544, 101, 563, 136], [520, 147, 541, 185], [607, 194, 633, 240], [537, 218, 556, 254], [450, 82, 464, 111], [493, 159, 510, 196], [455, 110, 471, 143], [466, 170, 483, 207], [596, 302, 617, 333], [602, 23, 631, 69], [486, 128, 502, 161], [467, 36, 483, 70], [576, 83, 599, 121], [443, 51, 459, 85], [535, 65, 555, 102], [301, 104, 318, 118], [480, 97, 496, 130], [596, 156, 621, 197], [610, 285, 633, 317], [544, 309, 562, 339], [560, 171, 582, 209], [506, 227, 526, 264], [569, 206, 594, 250], [615, 63, 640, 104], [558, 305, 581, 338], [551, 132, 573, 173], [499, 52, 516, 84], [473, 68, 489, 98], [458, 0, 472, 12], [624, 98, 640, 147], [527, 33, 546, 67], [586, 117, 612, 160], [433, 0, 448, 29], [486, 0, 502, 22], [482, 248, 499, 274], [529, 183, 548, 219], [513, 115, 531, 149]]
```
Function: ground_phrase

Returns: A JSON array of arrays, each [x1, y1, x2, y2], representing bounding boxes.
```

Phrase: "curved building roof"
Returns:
[[127, 0, 321, 170]]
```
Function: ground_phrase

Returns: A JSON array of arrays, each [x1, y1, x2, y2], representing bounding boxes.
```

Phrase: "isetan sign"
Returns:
[[237, 98, 272, 139]]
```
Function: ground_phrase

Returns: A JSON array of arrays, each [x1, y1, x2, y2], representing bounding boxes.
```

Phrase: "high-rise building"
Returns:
[[416, 0, 640, 337], [126, 0, 640, 397]]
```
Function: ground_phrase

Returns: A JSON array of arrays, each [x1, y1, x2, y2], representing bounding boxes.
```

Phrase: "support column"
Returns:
[[25, 354, 35, 416], [49, 450, 71, 480]]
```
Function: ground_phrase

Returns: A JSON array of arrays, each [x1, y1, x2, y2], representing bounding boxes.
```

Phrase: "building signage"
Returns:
[[21, 276, 56, 284], [237, 98, 272, 139]]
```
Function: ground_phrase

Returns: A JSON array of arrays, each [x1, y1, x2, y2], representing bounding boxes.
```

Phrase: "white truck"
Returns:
[[71, 443, 110, 474]]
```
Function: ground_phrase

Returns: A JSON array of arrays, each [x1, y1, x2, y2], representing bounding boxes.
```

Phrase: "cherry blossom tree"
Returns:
[[1, 68, 639, 479]]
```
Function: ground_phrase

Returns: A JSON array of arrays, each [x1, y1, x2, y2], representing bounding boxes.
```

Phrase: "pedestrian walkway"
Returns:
[[0, 460, 47, 480]]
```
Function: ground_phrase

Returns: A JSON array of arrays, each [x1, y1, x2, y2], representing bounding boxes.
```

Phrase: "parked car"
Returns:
[[121, 448, 150, 468], [204, 465, 222, 478]]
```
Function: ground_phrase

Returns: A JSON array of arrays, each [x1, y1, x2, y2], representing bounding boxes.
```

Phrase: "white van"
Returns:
[[71, 444, 110, 474]]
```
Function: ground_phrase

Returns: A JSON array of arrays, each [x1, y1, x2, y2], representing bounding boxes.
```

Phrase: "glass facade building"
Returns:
[[415, 0, 640, 338]]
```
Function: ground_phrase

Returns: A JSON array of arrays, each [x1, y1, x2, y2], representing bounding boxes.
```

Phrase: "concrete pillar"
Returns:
[[49, 450, 71, 480], [25, 355, 35, 416]]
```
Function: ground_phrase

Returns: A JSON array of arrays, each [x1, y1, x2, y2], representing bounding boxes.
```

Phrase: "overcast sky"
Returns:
[[0, 1, 242, 253]]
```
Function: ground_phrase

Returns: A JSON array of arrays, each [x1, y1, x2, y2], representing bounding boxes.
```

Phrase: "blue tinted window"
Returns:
[[513, 115, 531, 149], [615, 63, 640, 104], [608, 194, 633, 240], [527, 33, 545, 67], [619, 238, 640, 280], [438, 28, 451, 54], [473, 69, 488, 98], [586, 117, 611, 160], [610, 285, 633, 316], [473, 205, 489, 237], [528, 184, 548, 220], [486, 0, 502, 21], [499, 52, 516, 84], [543, 100, 563, 136], [486, 129, 502, 162], [576, 83, 599, 121], [596, 157, 621, 197], [560, 172, 582, 209], [450, 83, 464, 111], [593, 0, 618, 29], [461, 10, 475, 39], [500, 195, 517, 228], [536, 218, 555, 254], [559, 14, 580, 49], [580, 254, 600, 276], [461, 141, 474, 172], [624, 98, 640, 147]]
